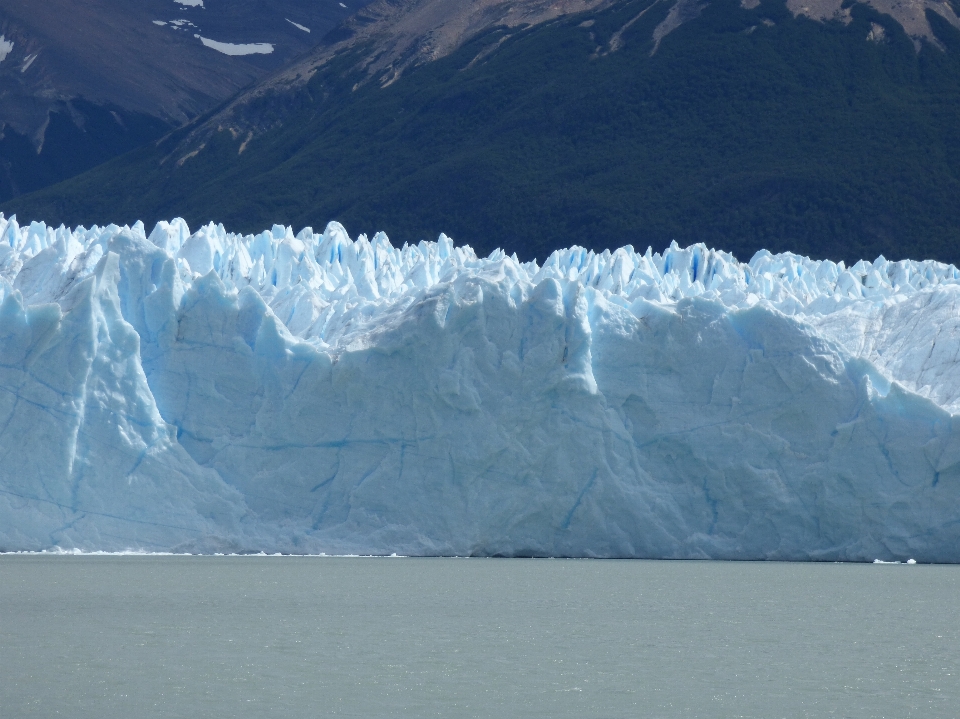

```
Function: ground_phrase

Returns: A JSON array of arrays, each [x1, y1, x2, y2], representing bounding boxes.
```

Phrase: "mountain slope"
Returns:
[[0, 0, 370, 200], [6, 0, 960, 263]]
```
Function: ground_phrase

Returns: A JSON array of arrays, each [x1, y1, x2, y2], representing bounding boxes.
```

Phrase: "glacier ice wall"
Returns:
[[1, 215, 959, 560]]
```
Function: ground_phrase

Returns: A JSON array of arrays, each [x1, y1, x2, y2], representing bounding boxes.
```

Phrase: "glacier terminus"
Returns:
[[1, 215, 959, 560]]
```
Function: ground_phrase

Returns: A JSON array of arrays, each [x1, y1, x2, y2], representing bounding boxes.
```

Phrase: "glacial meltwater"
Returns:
[[1, 557, 958, 718]]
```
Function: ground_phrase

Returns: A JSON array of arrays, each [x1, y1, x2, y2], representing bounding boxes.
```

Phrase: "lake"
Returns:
[[1, 557, 957, 718]]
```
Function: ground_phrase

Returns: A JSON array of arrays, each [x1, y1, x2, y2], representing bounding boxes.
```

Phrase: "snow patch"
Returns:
[[195, 35, 274, 55], [0, 36, 13, 63], [286, 19, 311, 33], [21, 53, 36, 73], [174, 0, 204, 7]]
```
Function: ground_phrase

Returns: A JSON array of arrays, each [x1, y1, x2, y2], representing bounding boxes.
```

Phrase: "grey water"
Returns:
[[1, 557, 958, 719]]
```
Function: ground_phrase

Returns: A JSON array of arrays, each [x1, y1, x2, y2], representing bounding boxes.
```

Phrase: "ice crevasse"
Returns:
[[1, 215, 959, 560]]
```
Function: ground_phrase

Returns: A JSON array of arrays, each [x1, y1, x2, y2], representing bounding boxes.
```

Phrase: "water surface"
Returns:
[[2, 557, 957, 718]]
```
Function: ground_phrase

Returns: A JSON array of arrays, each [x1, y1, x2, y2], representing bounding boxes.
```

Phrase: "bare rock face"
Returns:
[[294, 0, 613, 86], [650, 0, 960, 53], [785, 0, 960, 48]]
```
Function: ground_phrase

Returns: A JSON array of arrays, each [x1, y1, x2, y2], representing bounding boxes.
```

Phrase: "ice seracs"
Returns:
[[1, 214, 959, 560]]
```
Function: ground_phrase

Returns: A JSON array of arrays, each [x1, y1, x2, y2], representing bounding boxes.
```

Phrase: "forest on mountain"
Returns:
[[6, 0, 960, 264]]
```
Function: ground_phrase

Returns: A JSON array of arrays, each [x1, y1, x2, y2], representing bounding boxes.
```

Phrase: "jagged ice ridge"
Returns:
[[1, 215, 959, 560]]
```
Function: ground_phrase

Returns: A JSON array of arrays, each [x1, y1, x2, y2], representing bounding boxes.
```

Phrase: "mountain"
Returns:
[[5, 0, 960, 263], [0, 0, 372, 200]]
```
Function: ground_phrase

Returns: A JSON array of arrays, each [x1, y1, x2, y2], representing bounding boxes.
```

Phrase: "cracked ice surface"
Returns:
[[1, 214, 960, 560]]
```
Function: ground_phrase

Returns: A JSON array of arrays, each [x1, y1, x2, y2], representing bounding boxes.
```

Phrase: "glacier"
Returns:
[[1, 214, 959, 560]]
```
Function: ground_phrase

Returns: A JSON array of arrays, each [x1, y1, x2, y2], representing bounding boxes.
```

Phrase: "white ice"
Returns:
[[0, 36, 14, 63], [195, 35, 274, 55], [286, 19, 311, 33], [1, 215, 959, 560]]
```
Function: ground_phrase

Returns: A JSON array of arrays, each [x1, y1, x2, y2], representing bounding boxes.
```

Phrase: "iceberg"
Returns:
[[1, 215, 959, 560]]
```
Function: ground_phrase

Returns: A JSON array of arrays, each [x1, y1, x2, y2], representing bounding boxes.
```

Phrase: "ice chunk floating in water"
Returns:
[[1, 215, 959, 560]]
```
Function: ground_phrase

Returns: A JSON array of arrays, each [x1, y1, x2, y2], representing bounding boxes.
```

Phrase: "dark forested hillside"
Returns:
[[6, 0, 960, 264]]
